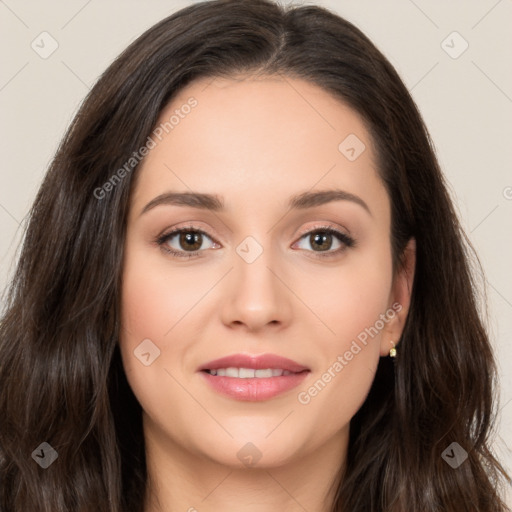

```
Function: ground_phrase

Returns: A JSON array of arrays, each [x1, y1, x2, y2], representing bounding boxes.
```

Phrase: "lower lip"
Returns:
[[199, 370, 310, 401]]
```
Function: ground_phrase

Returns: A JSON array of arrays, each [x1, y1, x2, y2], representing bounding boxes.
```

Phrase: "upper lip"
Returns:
[[198, 353, 310, 373]]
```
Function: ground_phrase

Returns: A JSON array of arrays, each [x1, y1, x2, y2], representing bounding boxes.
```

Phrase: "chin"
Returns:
[[195, 430, 305, 470]]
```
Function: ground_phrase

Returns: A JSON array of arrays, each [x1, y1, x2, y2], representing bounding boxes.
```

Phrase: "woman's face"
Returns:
[[120, 74, 414, 469]]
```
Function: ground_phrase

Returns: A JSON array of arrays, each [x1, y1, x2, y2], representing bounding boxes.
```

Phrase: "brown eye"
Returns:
[[293, 227, 355, 259], [309, 232, 335, 252], [156, 227, 218, 258], [178, 231, 203, 251]]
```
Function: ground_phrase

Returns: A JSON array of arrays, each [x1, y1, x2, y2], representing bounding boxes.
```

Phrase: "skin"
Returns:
[[120, 74, 415, 512]]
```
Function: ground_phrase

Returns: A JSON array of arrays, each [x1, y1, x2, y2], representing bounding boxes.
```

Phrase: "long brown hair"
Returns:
[[0, 1, 509, 510]]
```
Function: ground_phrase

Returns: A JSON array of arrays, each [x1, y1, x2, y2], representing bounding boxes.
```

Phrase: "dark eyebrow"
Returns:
[[289, 189, 371, 216], [140, 191, 224, 216], [139, 189, 371, 217]]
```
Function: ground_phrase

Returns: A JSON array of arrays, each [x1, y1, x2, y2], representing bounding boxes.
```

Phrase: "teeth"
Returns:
[[240, 368, 257, 378], [225, 367, 239, 377], [207, 367, 294, 378]]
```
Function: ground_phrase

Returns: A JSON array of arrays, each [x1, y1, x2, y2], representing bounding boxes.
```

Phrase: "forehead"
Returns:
[[131, 74, 387, 220], [158, 74, 373, 167]]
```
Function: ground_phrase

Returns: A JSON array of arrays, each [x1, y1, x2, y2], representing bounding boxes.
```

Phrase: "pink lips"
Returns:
[[198, 353, 309, 373], [198, 353, 310, 401]]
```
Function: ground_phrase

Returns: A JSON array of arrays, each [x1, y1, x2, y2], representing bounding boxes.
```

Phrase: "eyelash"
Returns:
[[155, 224, 356, 260]]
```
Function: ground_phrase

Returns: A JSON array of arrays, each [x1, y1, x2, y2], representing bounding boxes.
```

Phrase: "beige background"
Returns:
[[1, 0, 511, 502]]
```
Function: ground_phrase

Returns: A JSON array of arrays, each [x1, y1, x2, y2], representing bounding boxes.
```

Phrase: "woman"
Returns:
[[0, 0, 509, 510]]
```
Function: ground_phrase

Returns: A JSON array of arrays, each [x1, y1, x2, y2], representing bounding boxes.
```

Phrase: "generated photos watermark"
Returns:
[[297, 302, 402, 405], [94, 97, 198, 200]]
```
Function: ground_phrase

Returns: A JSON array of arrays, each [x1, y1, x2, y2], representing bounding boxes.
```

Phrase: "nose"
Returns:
[[218, 242, 293, 333]]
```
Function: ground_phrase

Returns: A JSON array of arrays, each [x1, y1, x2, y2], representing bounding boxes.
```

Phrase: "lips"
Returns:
[[198, 353, 309, 373], [197, 353, 310, 401]]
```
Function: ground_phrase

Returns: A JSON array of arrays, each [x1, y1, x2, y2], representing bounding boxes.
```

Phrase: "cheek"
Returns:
[[293, 247, 392, 417], [305, 248, 392, 351], [118, 247, 181, 410], [120, 244, 201, 351], [121, 268, 171, 344], [118, 243, 220, 415]]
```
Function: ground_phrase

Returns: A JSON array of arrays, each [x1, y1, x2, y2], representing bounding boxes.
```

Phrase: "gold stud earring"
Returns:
[[389, 341, 397, 358]]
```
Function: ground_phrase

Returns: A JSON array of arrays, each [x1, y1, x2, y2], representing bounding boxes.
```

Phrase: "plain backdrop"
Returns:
[[1, 0, 511, 503]]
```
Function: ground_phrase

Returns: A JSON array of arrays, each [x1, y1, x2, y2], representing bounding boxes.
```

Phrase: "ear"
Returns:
[[379, 238, 416, 356]]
